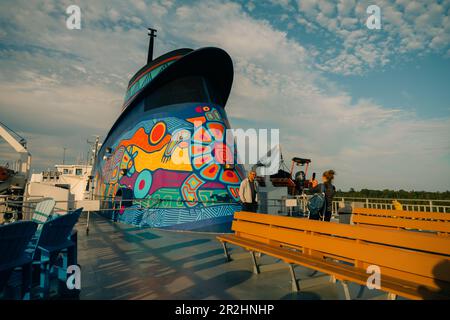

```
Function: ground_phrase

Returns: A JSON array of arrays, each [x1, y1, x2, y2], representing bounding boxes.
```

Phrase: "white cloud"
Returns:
[[0, 0, 449, 191], [0, 76, 121, 170], [317, 0, 336, 17], [131, 0, 147, 11], [337, 0, 356, 16], [246, 1, 255, 12], [297, 0, 317, 15], [293, 0, 450, 75], [165, 0, 450, 190]]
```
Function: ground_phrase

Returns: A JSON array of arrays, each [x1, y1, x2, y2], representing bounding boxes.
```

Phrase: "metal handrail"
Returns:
[[1, 194, 449, 225]]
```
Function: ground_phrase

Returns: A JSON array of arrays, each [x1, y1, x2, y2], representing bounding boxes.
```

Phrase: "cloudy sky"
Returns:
[[0, 0, 449, 191]]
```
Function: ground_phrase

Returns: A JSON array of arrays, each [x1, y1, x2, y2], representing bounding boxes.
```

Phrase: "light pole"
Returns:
[[85, 135, 100, 235]]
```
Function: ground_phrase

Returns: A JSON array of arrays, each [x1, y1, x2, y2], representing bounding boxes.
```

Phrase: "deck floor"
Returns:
[[75, 213, 390, 300]]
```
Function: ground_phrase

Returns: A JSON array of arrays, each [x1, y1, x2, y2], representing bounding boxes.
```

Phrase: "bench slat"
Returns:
[[353, 208, 450, 221], [352, 214, 450, 233]]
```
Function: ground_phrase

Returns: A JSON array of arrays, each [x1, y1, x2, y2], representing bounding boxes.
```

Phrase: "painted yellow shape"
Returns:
[[392, 200, 403, 210], [131, 145, 192, 172]]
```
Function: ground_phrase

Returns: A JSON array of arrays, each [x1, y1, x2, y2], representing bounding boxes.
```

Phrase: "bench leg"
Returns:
[[356, 285, 365, 299], [39, 251, 52, 299], [341, 281, 351, 300], [250, 251, 260, 274], [39, 262, 50, 299], [387, 293, 397, 300], [329, 275, 336, 283], [221, 242, 231, 262], [288, 264, 299, 292]]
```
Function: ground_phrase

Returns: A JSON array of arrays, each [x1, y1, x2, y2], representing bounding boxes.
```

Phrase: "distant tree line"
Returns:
[[335, 189, 450, 200]]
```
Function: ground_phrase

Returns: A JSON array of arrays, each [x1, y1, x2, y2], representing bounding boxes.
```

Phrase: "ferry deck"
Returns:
[[75, 213, 397, 300]]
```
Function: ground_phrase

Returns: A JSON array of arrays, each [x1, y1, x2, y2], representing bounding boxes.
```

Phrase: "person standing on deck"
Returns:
[[311, 170, 336, 221], [239, 170, 258, 213]]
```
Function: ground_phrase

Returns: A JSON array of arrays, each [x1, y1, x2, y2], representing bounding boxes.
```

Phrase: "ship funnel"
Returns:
[[147, 27, 157, 64]]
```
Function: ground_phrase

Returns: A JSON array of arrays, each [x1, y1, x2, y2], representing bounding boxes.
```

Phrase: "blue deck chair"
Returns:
[[31, 199, 56, 230], [26, 199, 57, 251], [32, 208, 82, 299], [0, 221, 38, 300]]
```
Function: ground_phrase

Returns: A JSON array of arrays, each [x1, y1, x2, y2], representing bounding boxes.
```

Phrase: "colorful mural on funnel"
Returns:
[[95, 103, 245, 231], [94, 46, 243, 232]]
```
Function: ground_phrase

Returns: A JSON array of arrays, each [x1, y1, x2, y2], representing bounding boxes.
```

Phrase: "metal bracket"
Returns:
[[387, 292, 397, 300], [221, 242, 231, 262], [288, 264, 300, 292], [356, 285, 365, 299], [250, 251, 260, 274], [341, 281, 351, 300], [310, 270, 319, 277]]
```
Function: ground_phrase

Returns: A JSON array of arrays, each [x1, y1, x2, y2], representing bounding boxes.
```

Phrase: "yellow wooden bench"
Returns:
[[352, 208, 450, 235], [217, 211, 450, 300]]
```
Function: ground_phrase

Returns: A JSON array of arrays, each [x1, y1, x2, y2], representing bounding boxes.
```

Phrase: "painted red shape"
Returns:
[[222, 170, 239, 184], [150, 122, 166, 144]]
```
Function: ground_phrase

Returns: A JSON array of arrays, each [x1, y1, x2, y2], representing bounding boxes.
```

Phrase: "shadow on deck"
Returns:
[[74, 214, 389, 300]]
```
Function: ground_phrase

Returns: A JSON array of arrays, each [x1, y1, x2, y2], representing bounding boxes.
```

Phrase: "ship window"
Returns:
[[144, 76, 210, 110]]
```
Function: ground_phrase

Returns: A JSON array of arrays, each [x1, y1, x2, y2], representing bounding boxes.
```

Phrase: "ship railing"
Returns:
[[1, 194, 449, 225], [1, 194, 249, 222], [331, 197, 450, 214], [2, 194, 450, 216], [0, 195, 64, 221], [258, 196, 450, 218]]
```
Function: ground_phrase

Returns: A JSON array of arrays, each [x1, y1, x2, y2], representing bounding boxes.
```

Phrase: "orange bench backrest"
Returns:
[[353, 207, 450, 221], [352, 208, 450, 234]]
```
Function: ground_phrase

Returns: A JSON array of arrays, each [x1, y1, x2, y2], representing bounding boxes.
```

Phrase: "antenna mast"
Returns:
[[147, 28, 157, 64]]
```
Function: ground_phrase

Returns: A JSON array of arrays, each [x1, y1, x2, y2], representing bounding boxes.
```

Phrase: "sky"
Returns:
[[0, 0, 449, 192]]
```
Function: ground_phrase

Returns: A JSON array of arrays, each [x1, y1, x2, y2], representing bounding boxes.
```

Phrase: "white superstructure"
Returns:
[[28, 164, 92, 203]]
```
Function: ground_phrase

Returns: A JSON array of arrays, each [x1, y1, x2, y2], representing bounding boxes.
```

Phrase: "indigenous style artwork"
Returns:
[[95, 103, 245, 230]]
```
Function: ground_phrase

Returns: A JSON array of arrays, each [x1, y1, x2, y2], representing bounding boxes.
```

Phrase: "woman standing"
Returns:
[[311, 170, 336, 221]]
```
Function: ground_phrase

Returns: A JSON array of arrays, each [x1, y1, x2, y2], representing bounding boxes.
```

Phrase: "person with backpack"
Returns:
[[308, 170, 336, 221]]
